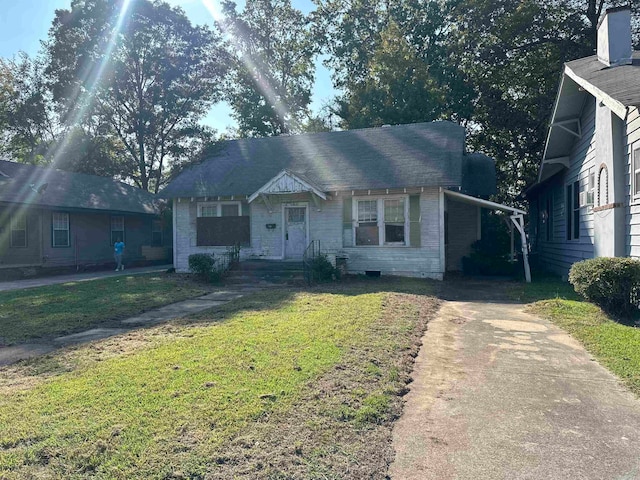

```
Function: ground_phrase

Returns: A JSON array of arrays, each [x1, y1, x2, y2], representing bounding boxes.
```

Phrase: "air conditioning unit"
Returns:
[[579, 190, 594, 207]]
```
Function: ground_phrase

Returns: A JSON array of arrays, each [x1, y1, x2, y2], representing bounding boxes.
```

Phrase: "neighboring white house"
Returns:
[[162, 121, 524, 279], [527, 6, 640, 276]]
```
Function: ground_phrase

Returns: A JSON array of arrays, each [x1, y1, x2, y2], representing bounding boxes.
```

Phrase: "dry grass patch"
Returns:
[[0, 279, 439, 479]]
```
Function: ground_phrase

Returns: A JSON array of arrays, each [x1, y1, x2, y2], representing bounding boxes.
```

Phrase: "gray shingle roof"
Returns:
[[0, 160, 159, 214], [161, 121, 473, 198], [566, 51, 640, 107]]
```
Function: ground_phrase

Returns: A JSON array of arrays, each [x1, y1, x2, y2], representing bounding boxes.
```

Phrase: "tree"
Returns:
[[313, 0, 472, 129], [45, 0, 227, 192], [221, 0, 316, 137], [0, 54, 56, 163]]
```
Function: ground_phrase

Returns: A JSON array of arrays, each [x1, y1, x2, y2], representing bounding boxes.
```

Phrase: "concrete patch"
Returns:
[[547, 333, 583, 350], [483, 319, 548, 332], [0, 344, 55, 366], [53, 328, 127, 345], [199, 291, 246, 301]]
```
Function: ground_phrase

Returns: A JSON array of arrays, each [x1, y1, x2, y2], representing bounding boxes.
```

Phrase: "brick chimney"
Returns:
[[597, 6, 632, 67]]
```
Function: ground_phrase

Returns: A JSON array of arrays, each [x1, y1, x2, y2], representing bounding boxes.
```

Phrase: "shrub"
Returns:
[[569, 257, 640, 318], [310, 254, 338, 282], [188, 253, 221, 283]]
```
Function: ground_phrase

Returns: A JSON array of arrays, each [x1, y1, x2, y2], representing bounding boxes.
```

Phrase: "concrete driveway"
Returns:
[[390, 282, 640, 480]]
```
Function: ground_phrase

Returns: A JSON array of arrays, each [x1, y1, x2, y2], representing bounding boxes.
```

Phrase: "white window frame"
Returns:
[[352, 196, 409, 247], [197, 201, 242, 217], [10, 214, 27, 248], [52, 212, 70, 247], [633, 144, 640, 200]]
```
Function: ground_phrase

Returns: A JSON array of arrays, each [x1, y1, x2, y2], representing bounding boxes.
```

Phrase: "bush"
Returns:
[[188, 253, 221, 283], [569, 257, 640, 318], [310, 254, 338, 282]]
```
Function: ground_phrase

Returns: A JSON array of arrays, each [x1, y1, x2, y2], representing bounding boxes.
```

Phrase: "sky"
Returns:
[[0, 0, 337, 133]]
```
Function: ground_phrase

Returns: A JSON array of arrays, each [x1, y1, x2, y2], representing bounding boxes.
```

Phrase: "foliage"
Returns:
[[569, 257, 640, 318], [188, 253, 221, 283], [314, 0, 472, 130], [220, 0, 316, 137], [0, 274, 208, 344], [310, 253, 338, 282], [45, 0, 227, 192]]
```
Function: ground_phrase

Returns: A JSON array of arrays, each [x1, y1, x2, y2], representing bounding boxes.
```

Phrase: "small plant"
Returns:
[[188, 253, 221, 283], [569, 257, 640, 318], [310, 254, 338, 282]]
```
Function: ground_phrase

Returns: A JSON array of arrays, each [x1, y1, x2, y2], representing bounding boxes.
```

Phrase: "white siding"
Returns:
[[339, 188, 443, 278], [173, 188, 445, 279], [625, 107, 640, 257], [534, 99, 597, 276]]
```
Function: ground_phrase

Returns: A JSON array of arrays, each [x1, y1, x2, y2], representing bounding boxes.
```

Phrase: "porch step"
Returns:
[[225, 260, 305, 285]]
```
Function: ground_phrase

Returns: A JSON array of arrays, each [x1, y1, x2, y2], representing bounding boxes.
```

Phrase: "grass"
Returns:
[[0, 279, 438, 479], [510, 277, 640, 397], [0, 274, 209, 344]]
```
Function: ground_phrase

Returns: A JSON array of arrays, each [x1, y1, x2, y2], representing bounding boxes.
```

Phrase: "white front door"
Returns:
[[285, 206, 307, 259]]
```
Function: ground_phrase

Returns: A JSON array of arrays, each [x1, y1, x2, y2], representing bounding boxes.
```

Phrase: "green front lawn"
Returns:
[[0, 279, 438, 479], [513, 278, 640, 397], [0, 274, 209, 344]]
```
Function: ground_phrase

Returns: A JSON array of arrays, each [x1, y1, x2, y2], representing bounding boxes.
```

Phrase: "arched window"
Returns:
[[597, 165, 609, 207]]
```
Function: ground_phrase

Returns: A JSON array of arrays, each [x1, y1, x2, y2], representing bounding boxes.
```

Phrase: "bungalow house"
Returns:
[[162, 121, 528, 280], [0, 160, 171, 275], [527, 6, 640, 276]]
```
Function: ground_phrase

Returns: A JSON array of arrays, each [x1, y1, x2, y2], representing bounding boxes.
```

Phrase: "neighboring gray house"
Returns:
[[527, 6, 640, 276], [162, 121, 524, 279], [0, 160, 171, 273]]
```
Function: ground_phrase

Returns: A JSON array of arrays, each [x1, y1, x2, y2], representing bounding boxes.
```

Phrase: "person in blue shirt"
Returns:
[[114, 238, 125, 271]]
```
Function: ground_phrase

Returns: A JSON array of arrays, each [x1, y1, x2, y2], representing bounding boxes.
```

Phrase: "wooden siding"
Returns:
[[1, 206, 163, 269], [533, 99, 597, 276], [173, 189, 445, 278], [625, 107, 640, 257], [445, 199, 479, 271]]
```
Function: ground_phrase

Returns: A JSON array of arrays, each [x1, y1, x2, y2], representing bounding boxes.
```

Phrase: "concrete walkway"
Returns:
[[390, 290, 640, 479], [0, 264, 173, 292], [0, 286, 258, 366]]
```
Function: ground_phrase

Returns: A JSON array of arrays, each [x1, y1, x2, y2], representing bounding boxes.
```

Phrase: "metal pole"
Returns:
[[510, 214, 531, 283]]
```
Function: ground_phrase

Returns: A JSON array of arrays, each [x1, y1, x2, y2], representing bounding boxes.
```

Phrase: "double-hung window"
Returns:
[[197, 202, 241, 218], [52, 212, 70, 247], [356, 200, 379, 245], [111, 216, 125, 245], [355, 197, 407, 246], [10, 215, 27, 247]]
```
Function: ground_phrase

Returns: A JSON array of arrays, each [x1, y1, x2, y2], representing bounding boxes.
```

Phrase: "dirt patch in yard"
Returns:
[[203, 293, 440, 479]]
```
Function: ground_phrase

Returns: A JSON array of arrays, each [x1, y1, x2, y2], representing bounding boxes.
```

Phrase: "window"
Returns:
[[52, 212, 70, 247], [580, 170, 595, 207], [111, 216, 124, 245], [354, 197, 408, 246], [197, 202, 241, 217], [356, 200, 379, 245], [566, 181, 580, 240], [10, 215, 27, 247], [152, 219, 162, 246], [634, 145, 640, 199], [384, 198, 406, 244], [196, 202, 248, 246]]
